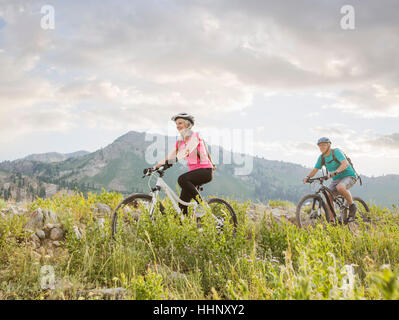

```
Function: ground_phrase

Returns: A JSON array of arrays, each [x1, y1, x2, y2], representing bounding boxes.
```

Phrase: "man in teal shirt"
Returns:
[[303, 137, 358, 222]]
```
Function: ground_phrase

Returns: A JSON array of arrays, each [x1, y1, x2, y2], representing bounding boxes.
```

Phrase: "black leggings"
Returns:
[[177, 168, 213, 215]]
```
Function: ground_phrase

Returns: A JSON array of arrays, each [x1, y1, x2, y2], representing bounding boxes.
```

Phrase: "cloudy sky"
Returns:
[[0, 0, 398, 176]]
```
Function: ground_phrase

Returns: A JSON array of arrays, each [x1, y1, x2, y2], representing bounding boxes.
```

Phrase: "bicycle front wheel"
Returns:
[[296, 194, 329, 228], [111, 193, 156, 240], [206, 198, 238, 234]]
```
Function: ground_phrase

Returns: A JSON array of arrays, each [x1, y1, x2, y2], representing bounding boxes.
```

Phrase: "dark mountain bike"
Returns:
[[111, 162, 237, 239], [296, 176, 371, 233]]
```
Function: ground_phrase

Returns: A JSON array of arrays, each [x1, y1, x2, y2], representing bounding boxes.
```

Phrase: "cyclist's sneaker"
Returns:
[[347, 203, 357, 222]]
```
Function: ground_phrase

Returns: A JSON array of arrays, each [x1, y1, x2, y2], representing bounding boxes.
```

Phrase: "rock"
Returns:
[[271, 208, 287, 217], [44, 223, 55, 230], [94, 203, 111, 216], [18, 207, 28, 215], [52, 241, 61, 247], [149, 264, 186, 281], [30, 233, 40, 243], [5, 206, 18, 217], [30, 234, 41, 247], [36, 229, 46, 240], [50, 228, 64, 241], [25, 209, 44, 230], [43, 210, 58, 224], [246, 209, 257, 220], [90, 287, 126, 299], [43, 223, 55, 238], [43, 223, 60, 232], [46, 249, 54, 258]]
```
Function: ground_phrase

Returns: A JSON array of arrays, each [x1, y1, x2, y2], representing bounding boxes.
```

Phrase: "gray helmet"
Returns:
[[317, 137, 332, 145], [171, 112, 195, 125]]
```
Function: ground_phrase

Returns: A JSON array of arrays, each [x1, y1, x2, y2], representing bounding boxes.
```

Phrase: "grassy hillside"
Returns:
[[1, 191, 399, 299]]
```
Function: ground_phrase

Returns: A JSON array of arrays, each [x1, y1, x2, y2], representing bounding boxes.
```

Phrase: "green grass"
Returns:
[[0, 198, 6, 210], [1, 190, 399, 299]]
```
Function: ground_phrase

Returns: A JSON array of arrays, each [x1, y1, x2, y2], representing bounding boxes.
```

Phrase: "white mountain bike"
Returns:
[[111, 162, 237, 238]]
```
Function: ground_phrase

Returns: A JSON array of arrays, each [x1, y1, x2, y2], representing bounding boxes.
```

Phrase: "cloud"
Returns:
[[311, 124, 357, 139], [367, 133, 399, 150], [0, 104, 77, 141], [1, 0, 399, 175], [1, 0, 399, 122], [323, 83, 399, 118]]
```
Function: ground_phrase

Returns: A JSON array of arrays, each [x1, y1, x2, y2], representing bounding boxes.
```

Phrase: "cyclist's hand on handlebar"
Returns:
[[303, 177, 310, 184], [143, 167, 153, 176]]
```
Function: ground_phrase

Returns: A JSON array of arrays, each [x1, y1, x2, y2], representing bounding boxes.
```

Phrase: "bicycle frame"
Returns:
[[312, 180, 348, 218], [147, 173, 204, 220]]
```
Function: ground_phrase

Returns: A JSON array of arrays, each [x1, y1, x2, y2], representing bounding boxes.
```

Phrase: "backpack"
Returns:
[[321, 148, 363, 186]]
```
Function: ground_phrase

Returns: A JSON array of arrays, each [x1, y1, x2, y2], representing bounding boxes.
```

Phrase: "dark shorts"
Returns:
[[328, 176, 357, 195]]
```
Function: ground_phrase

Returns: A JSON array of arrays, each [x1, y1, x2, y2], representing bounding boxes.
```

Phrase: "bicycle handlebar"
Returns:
[[306, 176, 329, 183]]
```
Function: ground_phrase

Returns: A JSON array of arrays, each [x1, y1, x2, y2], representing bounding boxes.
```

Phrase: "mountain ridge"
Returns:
[[0, 131, 398, 207]]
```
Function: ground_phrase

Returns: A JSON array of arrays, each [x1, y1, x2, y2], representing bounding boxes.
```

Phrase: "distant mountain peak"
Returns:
[[22, 150, 90, 163]]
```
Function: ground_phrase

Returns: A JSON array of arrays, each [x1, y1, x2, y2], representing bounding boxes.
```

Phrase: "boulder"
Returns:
[[29, 233, 41, 246], [25, 209, 44, 230], [52, 241, 61, 247], [5, 206, 18, 217], [43, 210, 58, 224], [50, 228, 64, 241], [36, 229, 46, 240], [94, 203, 111, 217]]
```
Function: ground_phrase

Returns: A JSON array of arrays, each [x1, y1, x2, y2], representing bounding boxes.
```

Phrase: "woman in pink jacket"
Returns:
[[154, 113, 215, 215]]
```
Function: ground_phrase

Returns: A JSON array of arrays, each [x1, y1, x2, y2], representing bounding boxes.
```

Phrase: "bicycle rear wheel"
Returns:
[[205, 197, 238, 234], [296, 194, 329, 228], [111, 193, 162, 240], [346, 196, 371, 234]]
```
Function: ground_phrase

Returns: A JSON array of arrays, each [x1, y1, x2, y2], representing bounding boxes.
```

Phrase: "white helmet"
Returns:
[[171, 112, 195, 125]]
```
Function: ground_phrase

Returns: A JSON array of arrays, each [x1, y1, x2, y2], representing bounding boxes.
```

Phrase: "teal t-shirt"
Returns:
[[315, 149, 357, 180]]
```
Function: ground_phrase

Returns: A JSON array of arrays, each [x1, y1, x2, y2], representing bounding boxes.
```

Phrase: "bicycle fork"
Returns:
[[307, 196, 323, 219]]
